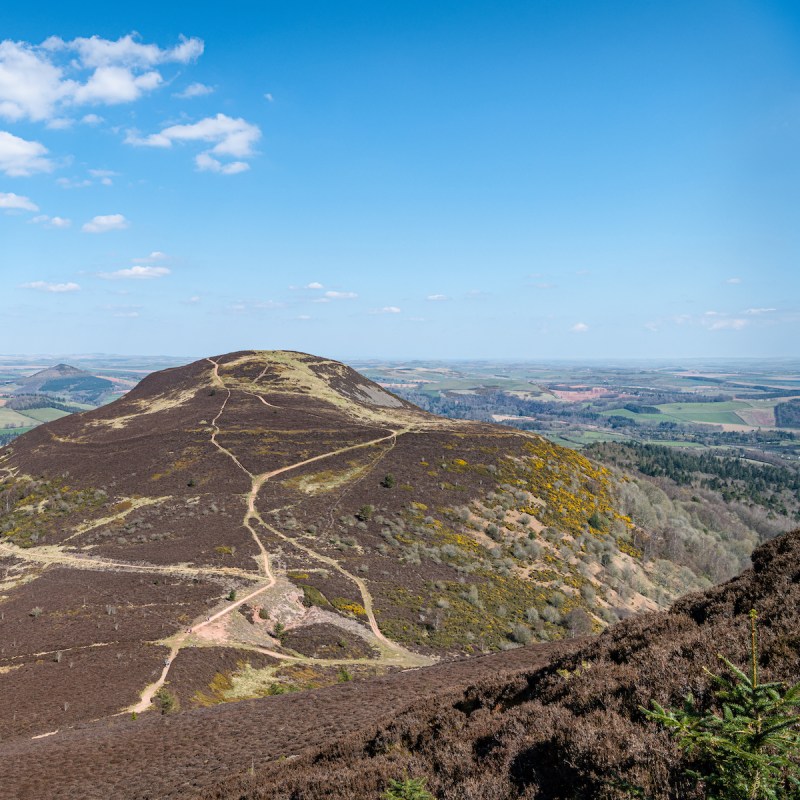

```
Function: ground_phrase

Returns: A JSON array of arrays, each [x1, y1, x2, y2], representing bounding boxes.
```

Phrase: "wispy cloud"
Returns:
[[174, 82, 214, 99], [725, 277, 742, 284], [426, 294, 449, 301], [88, 168, 117, 185], [99, 265, 169, 279], [133, 251, 167, 262], [325, 290, 358, 299], [82, 213, 129, 233], [21, 280, 80, 292], [570, 322, 589, 333], [745, 307, 776, 315], [227, 299, 284, 313], [707, 318, 748, 331], [31, 214, 71, 228]]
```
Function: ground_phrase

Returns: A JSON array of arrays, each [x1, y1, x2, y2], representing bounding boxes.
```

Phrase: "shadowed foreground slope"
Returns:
[[197, 530, 800, 800]]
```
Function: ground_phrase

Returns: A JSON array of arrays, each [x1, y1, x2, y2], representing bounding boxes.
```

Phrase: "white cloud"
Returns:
[[571, 322, 589, 333], [175, 82, 214, 99], [99, 265, 170, 279], [725, 277, 742, 284], [127, 113, 261, 173], [113, 310, 140, 318], [745, 307, 776, 315], [708, 318, 748, 331], [0, 130, 53, 176], [82, 213, 129, 233], [380, 306, 401, 314], [306, 281, 324, 290], [132, 251, 168, 262], [325, 290, 358, 299], [46, 117, 74, 130], [0, 40, 69, 121], [426, 294, 449, 301], [73, 66, 162, 105], [0, 35, 204, 123], [50, 34, 203, 69], [88, 168, 116, 186], [0, 191, 38, 211], [21, 280, 79, 292], [187, 295, 201, 304], [195, 152, 249, 174], [81, 113, 103, 125], [296, 314, 311, 320], [57, 176, 92, 189], [31, 214, 71, 228], [264, 92, 274, 102]]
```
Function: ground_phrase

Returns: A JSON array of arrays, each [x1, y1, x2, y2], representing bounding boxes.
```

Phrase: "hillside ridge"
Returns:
[[0, 350, 767, 767]]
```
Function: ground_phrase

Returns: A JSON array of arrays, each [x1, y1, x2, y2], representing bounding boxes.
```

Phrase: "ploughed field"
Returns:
[[0, 350, 755, 798]]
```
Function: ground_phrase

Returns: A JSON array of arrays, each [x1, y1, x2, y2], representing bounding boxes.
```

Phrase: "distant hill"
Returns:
[[12, 363, 114, 402]]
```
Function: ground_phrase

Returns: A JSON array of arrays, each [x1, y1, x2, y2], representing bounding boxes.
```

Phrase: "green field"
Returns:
[[0, 407, 38, 428], [655, 401, 748, 425], [602, 401, 752, 426], [17, 408, 72, 423]]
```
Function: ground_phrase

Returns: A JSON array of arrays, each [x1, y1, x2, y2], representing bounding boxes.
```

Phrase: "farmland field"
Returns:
[[17, 407, 73, 423], [0, 407, 37, 428]]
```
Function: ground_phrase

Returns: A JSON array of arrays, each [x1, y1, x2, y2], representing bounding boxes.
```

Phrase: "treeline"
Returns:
[[0, 431, 22, 447], [5, 394, 83, 413], [588, 441, 800, 518], [397, 389, 603, 424], [775, 399, 800, 428]]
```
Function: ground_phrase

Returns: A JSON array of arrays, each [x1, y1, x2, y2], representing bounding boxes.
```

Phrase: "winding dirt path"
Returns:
[[0, 541, 260, 582]]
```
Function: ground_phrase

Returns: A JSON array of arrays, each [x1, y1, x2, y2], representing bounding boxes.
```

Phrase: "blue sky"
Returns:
[[1, 0, 798, 359]]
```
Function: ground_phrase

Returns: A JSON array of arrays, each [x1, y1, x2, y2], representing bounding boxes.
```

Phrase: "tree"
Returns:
[[643, 611, 800, 799], [382, 777, 433, 800]]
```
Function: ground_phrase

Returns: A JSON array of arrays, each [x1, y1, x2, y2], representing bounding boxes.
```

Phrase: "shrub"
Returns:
[[541, 606, 561, 624], [381, 473, 396, 488], [510, 623, 533, 644], [356, 504, 374, 522], [227, 589, 237, 601], [564, 608, 593, 637]]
